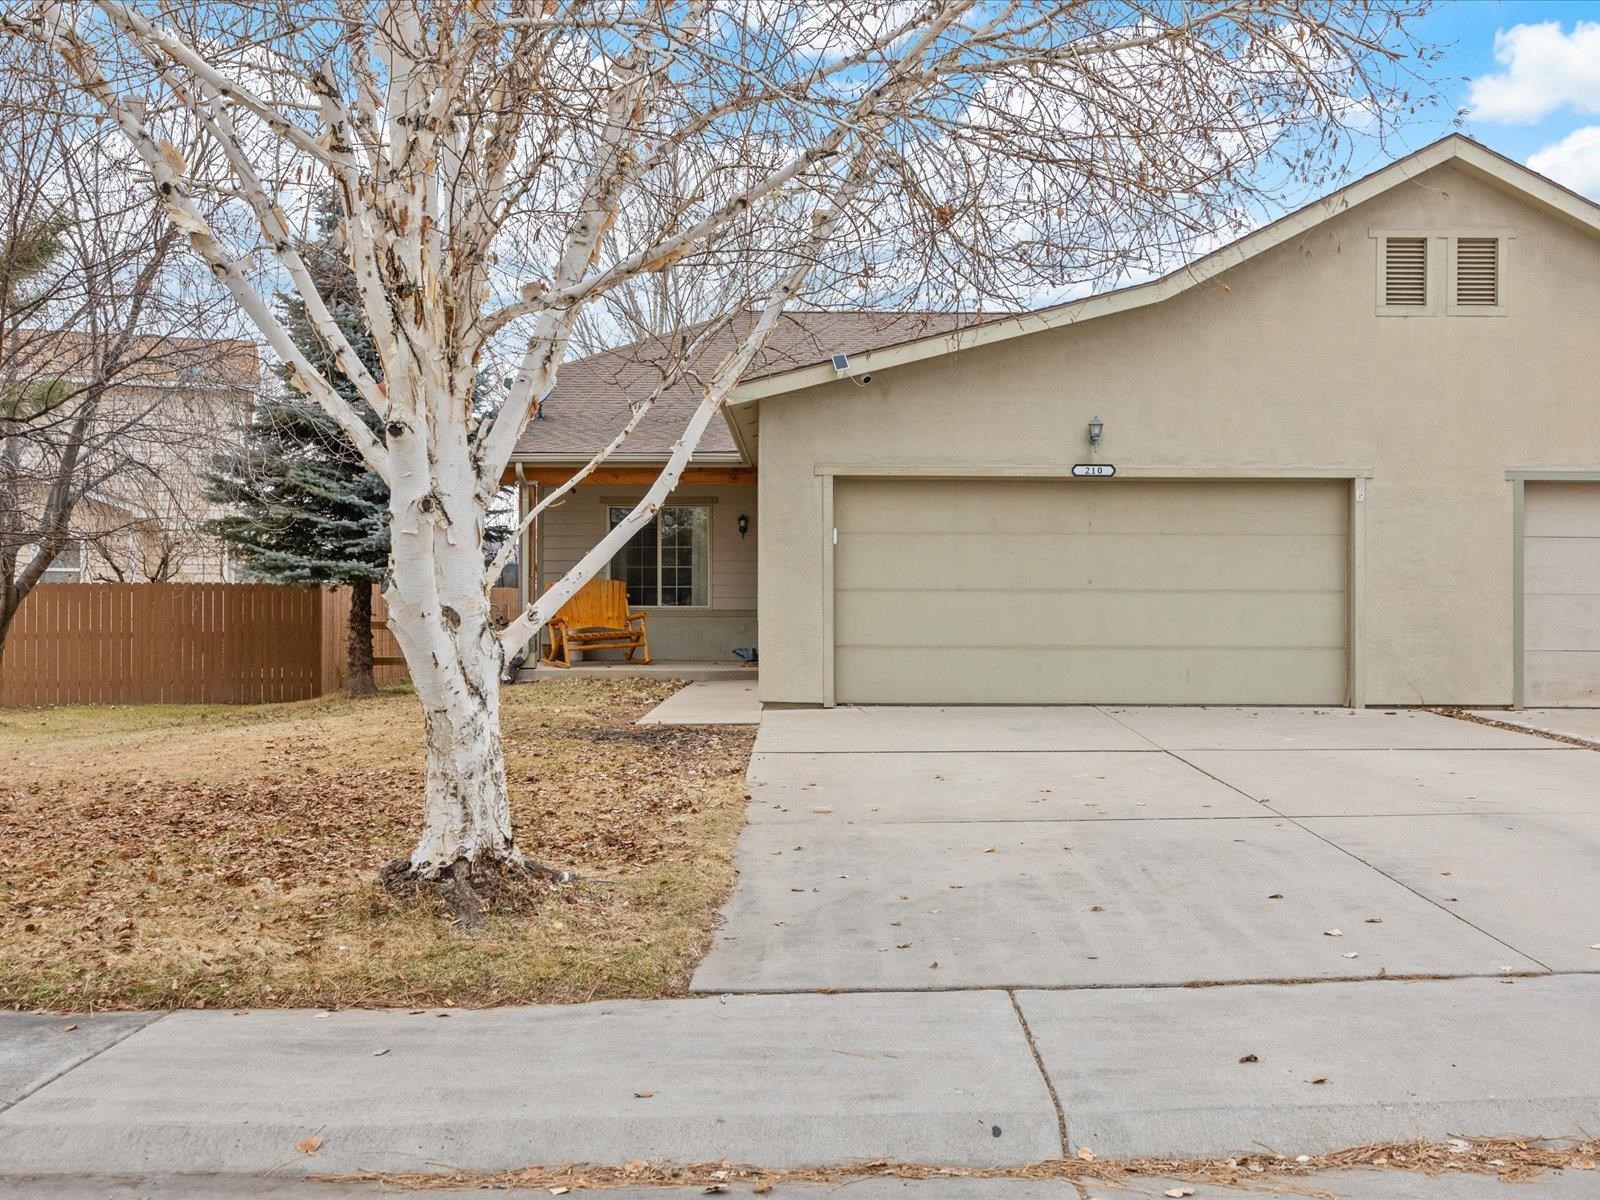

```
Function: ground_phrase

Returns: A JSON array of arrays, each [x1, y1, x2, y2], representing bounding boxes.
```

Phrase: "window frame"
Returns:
[[605, 502, 713, 609]]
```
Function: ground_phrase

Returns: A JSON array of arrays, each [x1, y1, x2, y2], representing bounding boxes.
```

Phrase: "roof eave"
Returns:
[[728, 135, 1600, 408]]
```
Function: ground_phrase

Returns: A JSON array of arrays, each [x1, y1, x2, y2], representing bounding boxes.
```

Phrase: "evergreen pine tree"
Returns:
[[207, 199, 388, 696]]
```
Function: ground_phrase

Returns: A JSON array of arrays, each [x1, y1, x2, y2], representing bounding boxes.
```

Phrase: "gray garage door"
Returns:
[[833, 477, 1349, 704], [1523, 482, 1600, 706]]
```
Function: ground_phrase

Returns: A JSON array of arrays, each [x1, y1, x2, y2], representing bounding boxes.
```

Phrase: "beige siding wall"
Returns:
[[757, 161, 1600, 705], [533, 483, 757, 660]]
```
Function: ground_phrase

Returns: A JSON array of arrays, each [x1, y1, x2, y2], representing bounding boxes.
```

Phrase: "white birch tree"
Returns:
[[4, 1, 1435, 920]]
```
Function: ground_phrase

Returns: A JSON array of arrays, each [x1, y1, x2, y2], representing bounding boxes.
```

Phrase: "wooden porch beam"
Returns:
[[512, 465, 756, 488]]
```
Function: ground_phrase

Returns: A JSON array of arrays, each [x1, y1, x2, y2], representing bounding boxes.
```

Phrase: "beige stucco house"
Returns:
[[8, 334, 256, 586], [514, 135, 1600, 709]]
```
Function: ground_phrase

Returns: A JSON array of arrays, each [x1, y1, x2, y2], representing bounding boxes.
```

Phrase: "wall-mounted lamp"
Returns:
[[1087, 416, 1104, 447], [737, 514, 750, 538]]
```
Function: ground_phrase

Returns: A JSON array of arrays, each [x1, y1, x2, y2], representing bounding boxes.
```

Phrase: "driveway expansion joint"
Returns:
[[1006, 989, 1068, 1156], [1164, 747, 1558, 976]]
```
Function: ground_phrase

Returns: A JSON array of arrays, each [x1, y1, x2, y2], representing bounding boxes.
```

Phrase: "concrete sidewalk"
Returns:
[[638, 679, 762, 725], [4, 977, 1600, 1190]]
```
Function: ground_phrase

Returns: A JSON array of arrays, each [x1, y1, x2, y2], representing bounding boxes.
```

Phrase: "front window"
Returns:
[[608, 505, 710, 606]]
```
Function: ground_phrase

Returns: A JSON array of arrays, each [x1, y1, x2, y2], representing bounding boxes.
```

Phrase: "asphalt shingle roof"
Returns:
[[513, 310, 973, 460]]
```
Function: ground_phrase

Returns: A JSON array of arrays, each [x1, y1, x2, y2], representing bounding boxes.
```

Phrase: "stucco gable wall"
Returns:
[[757, 162, 1600, 704]]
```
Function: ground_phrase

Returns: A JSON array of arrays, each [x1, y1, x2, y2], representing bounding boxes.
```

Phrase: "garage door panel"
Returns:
[[1525, 593, 1600, 652], [833, 478, 1348, 705], [837, 532, 1346, 592], [835, 646, 1349, 705], [834, 478, 1347, 536], [1524, 482, 1600, 537], [836, 589, 1347, 650], [1079, 480, 1347, 535], [1525, 536, 1600, 595], [835, 479, 1088, 534], [1525, 651, 1600, 707]]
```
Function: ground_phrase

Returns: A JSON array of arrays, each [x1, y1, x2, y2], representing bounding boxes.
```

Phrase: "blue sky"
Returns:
[[1392, 1, 1600, 193]]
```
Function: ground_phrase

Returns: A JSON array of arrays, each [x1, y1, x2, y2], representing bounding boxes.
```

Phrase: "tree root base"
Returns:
[[379, 853, 576, 933]]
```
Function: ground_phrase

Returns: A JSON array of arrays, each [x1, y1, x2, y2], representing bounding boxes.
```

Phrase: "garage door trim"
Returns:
[[819, 466, 1372, 707]]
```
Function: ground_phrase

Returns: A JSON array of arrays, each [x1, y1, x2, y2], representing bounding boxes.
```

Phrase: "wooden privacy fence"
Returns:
[[0, 583, 524, 707], [320, 585, 521, 694]]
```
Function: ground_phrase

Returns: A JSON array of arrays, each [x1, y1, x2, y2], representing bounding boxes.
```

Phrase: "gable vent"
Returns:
[[1383, 237, 1428, 306], [1455, 237, 1500, 307]]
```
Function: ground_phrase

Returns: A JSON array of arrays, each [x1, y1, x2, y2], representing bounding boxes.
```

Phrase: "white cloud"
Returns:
[[1470, 21, 1600, 124], [1528, 126, 1600, 197]]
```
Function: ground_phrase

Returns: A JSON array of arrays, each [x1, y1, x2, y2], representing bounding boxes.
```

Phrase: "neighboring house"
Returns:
[[511, 134, 1600, 709], [6, 334, 257, 584]]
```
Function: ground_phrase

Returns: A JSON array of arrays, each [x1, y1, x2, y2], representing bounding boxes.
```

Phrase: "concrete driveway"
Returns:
[[693, 706, 1600, 992]]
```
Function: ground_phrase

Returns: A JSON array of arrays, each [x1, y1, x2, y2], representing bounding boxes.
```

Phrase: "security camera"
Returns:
[[832, 353, 873, 386]]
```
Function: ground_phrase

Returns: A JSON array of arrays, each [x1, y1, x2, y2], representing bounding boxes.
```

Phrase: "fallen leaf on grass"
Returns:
[[296, 1132, 324, 1155]]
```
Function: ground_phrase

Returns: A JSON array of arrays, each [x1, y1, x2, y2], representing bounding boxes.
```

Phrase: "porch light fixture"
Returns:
[[1087, 416, 1104, 447], [738, 514, 750, 538]]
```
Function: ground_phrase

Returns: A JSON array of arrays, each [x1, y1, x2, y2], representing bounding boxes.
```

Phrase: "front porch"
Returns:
[[510, 464, 758, 669]]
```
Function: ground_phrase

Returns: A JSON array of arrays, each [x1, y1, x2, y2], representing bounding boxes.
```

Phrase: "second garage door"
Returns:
[[833, 477, 1349, 704], [1522, 481, 1600, 706]]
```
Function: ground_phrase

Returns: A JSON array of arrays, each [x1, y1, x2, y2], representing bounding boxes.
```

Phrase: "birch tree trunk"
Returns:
[[372, 383, 569, 920]]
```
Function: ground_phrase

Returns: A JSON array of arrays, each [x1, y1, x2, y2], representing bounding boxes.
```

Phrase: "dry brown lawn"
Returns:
[[0, 678, 754, 1011]]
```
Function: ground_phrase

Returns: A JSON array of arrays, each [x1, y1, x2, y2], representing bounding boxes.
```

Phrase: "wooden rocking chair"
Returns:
[[542, 578, 651, 667]]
